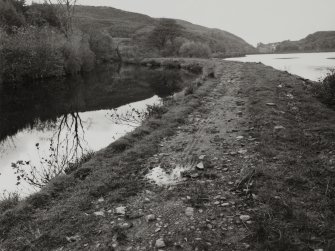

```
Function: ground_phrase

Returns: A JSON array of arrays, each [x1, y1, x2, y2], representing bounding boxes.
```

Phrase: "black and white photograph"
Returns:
[[0, 0, 335, 250]]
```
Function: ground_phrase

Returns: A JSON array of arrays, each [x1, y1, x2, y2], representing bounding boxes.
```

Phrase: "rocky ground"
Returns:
[[1, 59, 334, 251]]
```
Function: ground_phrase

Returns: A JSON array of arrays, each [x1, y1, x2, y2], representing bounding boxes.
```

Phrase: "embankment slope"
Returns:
[[0, 59, 334, 250]]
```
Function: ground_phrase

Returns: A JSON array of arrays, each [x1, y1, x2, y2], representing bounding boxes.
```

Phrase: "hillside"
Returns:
[[257, 31, 335, 53], [74, 5, 255, 58]]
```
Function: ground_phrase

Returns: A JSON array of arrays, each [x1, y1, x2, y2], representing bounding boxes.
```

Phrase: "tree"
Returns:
[[148, 19, 183, 50], [47, 0, 77, 37], [0, 0, 26, 31], [27, 2, 61, 28], [179, 41, 212, 58]]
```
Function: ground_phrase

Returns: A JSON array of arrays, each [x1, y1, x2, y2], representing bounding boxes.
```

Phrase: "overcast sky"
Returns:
[[31, 0, 335, 46]]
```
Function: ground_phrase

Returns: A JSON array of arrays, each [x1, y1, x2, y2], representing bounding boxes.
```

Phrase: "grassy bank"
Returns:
[[237, 64, 335, 250]]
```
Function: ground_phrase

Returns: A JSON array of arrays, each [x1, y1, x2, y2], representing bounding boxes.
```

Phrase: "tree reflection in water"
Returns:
[[55, 112, 87, 159], [1, 64, 197, 193], [12, 112, 90, 189], [108, 103, 168, 128]]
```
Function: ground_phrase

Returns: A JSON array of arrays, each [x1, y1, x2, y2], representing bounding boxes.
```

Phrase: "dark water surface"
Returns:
[[0, 64, 195, 195]]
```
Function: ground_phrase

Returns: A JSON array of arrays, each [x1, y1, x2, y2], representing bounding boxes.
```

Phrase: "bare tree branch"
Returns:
[[47, 0, 77, 38]]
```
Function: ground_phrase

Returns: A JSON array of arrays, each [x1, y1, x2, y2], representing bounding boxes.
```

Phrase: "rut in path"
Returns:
[[154, 62, 245, 173]]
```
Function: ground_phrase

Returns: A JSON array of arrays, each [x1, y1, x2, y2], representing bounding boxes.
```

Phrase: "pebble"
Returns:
[[146, 189, 154, 194], [146, 214, 156, 222], [196, 162, 205, 170], [199, 155, 206, 160], [286, 93, 294, 99], [266, 103, 276, 106], [119, 222, 132, 229], [243, 243, 251, 249], [236, 136, 244, 140], [155, 238, 166, 248], [240, 215, 251, 222], [93, 211, 105, 217], [274, 125, 285, 131], [115, 206, 126, 216], [238, 149, 247, 154], [97, 197, 104, 203], [185, 207, 195, 217], [66, 234, 80, 242]]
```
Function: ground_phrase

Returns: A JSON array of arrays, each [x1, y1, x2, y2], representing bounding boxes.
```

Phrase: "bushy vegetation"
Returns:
[[314, 69, 335, 108], [179, 41, 212, 58], [0, 0, 111, 83], [143, 19, 214, 58], [0, 26, 65, 82], [75, 6, 255, 60], [0, 191, 20, 214], [0, 0, 26, 33]]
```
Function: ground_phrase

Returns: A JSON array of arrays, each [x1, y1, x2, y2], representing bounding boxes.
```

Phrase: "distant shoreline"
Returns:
[[247, 50, 335, 56]]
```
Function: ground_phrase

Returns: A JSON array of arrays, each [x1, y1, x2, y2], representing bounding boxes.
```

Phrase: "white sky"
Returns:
[[29, 0, 335, 46]]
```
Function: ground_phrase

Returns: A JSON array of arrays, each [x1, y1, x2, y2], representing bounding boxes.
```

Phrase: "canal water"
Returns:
[[0, 64, 196, 195], [226, 52, 335, 81]]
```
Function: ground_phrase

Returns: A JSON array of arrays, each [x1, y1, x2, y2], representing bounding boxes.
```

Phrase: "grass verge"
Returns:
[[239, 63, 335, 251]]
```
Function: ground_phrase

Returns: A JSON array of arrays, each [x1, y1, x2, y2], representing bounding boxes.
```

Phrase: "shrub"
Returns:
[[64, 151, 95, 175], [26, 2, 61, 29], [0, 0, 26, 32], [314, 69, 335, 107], [63, 31, 96, 75], [88, 30, 116, 62], [179, 41, 212, 58], [119, 45, 141, 62], [145, 104, 168, 119], [147, 19, 183, 50], [161, 36, 188, 57], [0, 26, 65, 82], [0, 192, 20, 214]]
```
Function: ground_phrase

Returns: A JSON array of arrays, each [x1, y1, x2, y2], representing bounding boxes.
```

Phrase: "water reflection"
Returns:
[[0, 64, 196, 194]]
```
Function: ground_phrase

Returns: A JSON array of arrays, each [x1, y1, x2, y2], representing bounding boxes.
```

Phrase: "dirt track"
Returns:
[[122, 61, 254, 250]]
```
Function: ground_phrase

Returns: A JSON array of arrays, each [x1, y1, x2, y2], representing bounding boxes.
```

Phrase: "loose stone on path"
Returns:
[[196, 162, 205, 170], [185, 207, 195, 217], [155, 238, 166, 248], [115, 206, 126, 216]]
